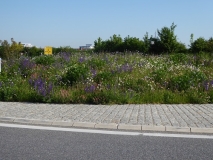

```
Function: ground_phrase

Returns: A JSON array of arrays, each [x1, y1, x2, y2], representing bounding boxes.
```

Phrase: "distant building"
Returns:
[[79, 44, 94, 50], [21, 43, 33, 48]]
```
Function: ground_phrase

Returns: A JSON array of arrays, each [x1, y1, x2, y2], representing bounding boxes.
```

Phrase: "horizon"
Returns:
[[1, 0, 213, 48]]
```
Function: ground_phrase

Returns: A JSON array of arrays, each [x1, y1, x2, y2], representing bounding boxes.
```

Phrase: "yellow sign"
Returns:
[[44, 46, 52, 55]]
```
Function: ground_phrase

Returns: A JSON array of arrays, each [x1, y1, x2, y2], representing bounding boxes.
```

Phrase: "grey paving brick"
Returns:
[[137, 105, 145, 125], [144, 105, 153, 125], [0, 102, 213, 132]]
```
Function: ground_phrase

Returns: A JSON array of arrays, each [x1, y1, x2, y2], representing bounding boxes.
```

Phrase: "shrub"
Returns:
[[93, 71, 112, 84], [62, 63, 89, 85], [168, 70, 207, 91], [186, 89, 210, 103], [33, 55, 55, 65], [208, 89, 213, 103], [19, 57, 35, 77], [163, 92, 175, 104], [87, 58, 106, 70], [169, 53, 188, 64], [152, 68, 168, 84]]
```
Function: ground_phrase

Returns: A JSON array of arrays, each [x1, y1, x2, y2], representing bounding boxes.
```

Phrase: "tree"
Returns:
[[94, 34, 124, 52], [109, 34, 123, 52], [157, 23, 178, 53], [149, 37, 163, 54], [143, 32, 150, 53], [207, 37, 213, 53], [10, 39, 23, 58], [190, 37, 207, 53], [123, 35, 144, 52], [23, 46, 43, 57], [176, 42, 187, 53], [94, 37, 103, 52], [0, 38, 23, 59], [0, 40, 10, 59]]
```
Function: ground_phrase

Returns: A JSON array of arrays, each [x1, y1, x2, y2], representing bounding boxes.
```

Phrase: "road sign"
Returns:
[[44, 46, 52, 55]]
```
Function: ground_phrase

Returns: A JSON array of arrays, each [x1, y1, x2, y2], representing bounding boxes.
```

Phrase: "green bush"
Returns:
[[208, 89, 213, 103], [169, 53, 188, 64], [87, 58, 106, 70], [152, 68, 168, 84], [186, 89, 209, 103], [168, 70, 207, 91], [163, 92, 175, 104], [93, 71, 112, 84], [62, 63, 89, 85], [33, 55, 55, 65]]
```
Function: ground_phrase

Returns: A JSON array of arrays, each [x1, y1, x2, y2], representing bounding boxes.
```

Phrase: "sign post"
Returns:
[[44, 46, 52, 55]]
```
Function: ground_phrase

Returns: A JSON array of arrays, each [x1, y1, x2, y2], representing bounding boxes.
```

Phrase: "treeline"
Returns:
[[0, 38, 81, 59], [1, 23, 213, 60], [94, 23, 213, 54]]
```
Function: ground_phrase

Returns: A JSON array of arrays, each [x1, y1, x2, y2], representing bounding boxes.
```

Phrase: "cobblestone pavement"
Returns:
[[0, 102, 213, 128]]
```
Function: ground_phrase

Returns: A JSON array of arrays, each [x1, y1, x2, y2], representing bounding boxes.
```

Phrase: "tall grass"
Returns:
[[0, 52, 213, 104]]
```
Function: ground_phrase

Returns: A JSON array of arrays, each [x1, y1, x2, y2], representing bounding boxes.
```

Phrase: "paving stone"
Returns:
[[0, 103, 213, 132]]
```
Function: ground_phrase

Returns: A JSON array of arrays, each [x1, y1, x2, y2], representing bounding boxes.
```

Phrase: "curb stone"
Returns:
[[0, 117, 15, 123], [14, 118, 34, 124], [191, 127, 213, 134], [0, 118, 213, 134], [32, 120, 53, 125], [52, 121, 74, 127], [118, 124, 142, 131], [95, 123, 118, 129], [166, 126, 191, 133], [142, 125, 166, 132], [73, 122, 96, 128]]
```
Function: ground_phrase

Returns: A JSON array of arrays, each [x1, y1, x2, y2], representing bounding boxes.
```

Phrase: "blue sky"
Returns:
[[0, 0, 213, 48]]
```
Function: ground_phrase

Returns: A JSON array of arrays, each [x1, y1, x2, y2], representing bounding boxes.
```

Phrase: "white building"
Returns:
[[21, 43, 33, 48], [79, 44, 94, 50]]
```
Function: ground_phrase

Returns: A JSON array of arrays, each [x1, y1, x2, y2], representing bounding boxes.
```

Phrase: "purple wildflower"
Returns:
[[91, 69, 97, 77], [60, 52, 70, 62], [203, 81, 209, 91], [84, 84, 96, 93], [79, 57, 85, 63], [20, 57, 35, 70], [29, 77, 53, 97], [117, 64, 133, 73], [210, 80, 213, 88]]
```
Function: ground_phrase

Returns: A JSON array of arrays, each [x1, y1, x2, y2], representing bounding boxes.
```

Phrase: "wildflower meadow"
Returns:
[[1, 52, 213, 104]]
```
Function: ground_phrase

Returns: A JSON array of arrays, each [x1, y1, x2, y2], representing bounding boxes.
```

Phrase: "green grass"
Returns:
[[0, 52, 213, 104]]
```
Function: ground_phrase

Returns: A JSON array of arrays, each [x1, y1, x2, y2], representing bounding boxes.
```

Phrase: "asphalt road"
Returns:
[[0, 126, 213, 160]]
